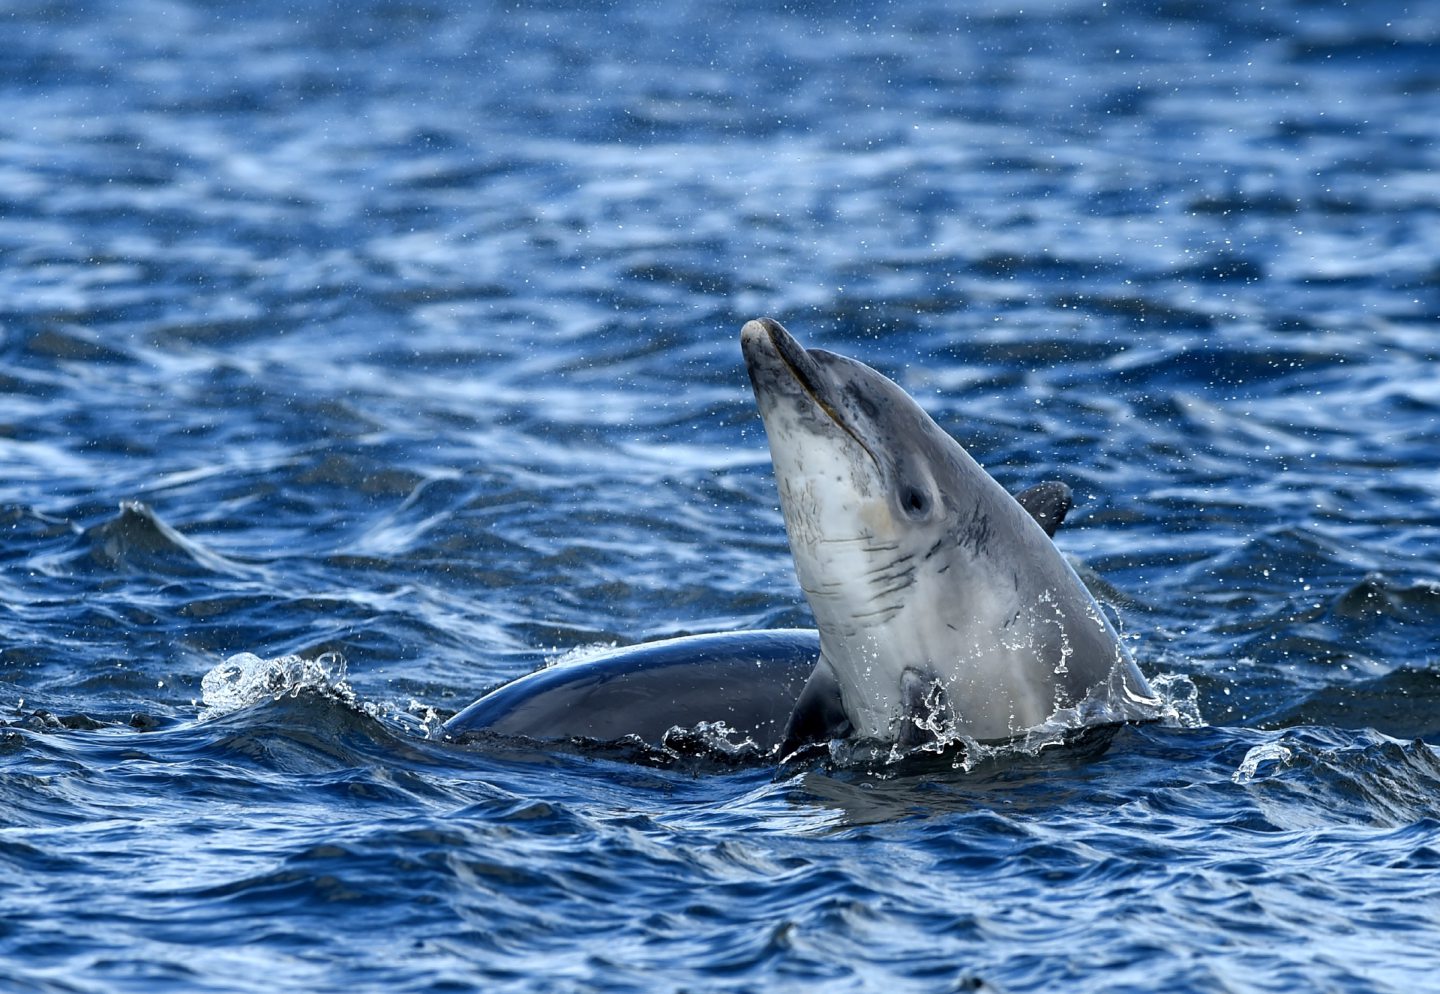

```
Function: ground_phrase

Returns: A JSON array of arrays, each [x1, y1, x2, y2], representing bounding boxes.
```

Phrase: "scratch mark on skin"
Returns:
[[817, 536, 896, 549], [956, 507, 993, 557], [865, 555, 915, 583], [799, 582, 847, 600], [869, 578, 913, 602]]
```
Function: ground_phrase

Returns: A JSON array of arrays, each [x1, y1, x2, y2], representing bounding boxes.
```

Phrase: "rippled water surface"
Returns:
[[4, 1, 1440, 991]]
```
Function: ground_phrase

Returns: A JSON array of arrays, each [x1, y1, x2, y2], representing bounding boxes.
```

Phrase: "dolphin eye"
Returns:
[[902, 487, 930, 516]]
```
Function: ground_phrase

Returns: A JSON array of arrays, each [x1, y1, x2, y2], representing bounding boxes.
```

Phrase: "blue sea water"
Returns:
[[3, 0, 1440, 991]]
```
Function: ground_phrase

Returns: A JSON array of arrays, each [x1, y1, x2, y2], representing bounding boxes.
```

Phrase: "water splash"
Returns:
[[200, 651, 366, 719], [661, 720, 770, 762], [199, 651, 449, 737], [544, 642, 622, 668], [1232, 742, 1295, 784], [1149, 672, 1206, 729]]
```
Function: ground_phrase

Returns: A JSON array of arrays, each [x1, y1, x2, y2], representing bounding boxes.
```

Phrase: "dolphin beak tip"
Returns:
[[741, 317, 799, 356], [741, 319, 782, 369], [740, 317, 776, 344]]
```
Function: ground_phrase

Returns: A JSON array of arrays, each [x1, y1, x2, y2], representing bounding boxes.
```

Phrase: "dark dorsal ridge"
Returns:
[[1013, 481, 1074, 539]]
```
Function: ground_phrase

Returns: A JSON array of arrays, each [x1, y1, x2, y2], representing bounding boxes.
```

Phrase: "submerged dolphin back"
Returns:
[[443, 630, 820, 751]]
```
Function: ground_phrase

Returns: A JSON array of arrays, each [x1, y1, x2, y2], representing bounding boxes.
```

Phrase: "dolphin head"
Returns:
[[742, 317, 1139, 745], [741, 317, 957, 599]]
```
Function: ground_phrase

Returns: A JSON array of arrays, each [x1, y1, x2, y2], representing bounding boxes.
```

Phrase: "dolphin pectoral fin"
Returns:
[[1013, 481, 1075, 538], [780, 657, 850, 757], [896, 667, 948, 750]]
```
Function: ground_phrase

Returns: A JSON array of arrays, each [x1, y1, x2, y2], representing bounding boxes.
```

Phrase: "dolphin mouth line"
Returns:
[[760, 320, 883, 470]]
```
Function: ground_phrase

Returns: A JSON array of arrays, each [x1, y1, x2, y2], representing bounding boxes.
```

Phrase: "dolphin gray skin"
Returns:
[[444, 630, 820, 752], [442, 317, 1137, 756], [741, 317, 1156, 752], [442, 478, 1077, 751]]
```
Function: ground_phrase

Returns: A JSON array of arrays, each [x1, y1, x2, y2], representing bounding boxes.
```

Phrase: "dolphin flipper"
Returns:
[[1014, 481, 1074, 538], [896, 666, 949, 751], [779, 657, 850, 757]]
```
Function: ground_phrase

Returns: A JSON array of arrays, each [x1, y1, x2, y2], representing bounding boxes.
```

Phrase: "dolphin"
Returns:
[[443, 319, 1155, 758], [741, 318, 1155, 753], [443, 479, 1077, 753]]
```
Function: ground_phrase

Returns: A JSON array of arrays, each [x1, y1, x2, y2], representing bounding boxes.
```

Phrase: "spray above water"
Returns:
[[200, 650, 447, 737], [199, 651, 362, 718]]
